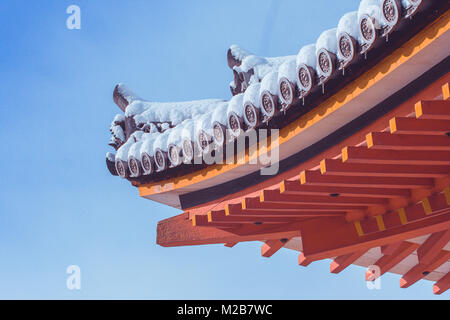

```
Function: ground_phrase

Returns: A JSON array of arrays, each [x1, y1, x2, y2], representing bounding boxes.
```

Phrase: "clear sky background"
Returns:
[[0, 0, 447, 299]]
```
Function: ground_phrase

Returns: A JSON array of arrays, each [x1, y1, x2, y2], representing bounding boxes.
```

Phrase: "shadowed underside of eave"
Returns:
[[157, 83, 450, 295]]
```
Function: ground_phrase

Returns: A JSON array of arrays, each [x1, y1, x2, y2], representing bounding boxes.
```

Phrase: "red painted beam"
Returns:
[[300, 211, 450, 263], [240, 210, 344, 217], [224, 242, 238, 248], [365, 242, 419, 281], [281, 179, 411, 198], [433, 272, 450, 295], [261, 238, 289, 258], [193, 214, 239, 228], [381, 242, 403, 255], [416, 229, 450, 265], [389, 117, 450, 135], [260, 189, 388, 206], [357, 192, 450, 235], [241, 197, 364, 212], [400, 250, 450, 288], [366, 132, 450, 151], [414, 100, 450, 120], [301, 169, 433, 189], [330, 250, 367, 274], [298, 252, 315, 267], [342, 146, 450, 165], [208, 210, 302, 224], [321, 159, 450, 178], [156, 212, 302, 247]]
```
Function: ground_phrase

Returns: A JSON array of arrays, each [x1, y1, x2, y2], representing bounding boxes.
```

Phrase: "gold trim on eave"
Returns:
[[398, 208, 408, 225], [375, 215, 386, 231], [354, 221, 364, 236], [422, 198, 432, 215]]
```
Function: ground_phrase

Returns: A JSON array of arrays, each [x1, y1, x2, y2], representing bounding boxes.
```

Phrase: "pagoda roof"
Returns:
[[107, 0, 448, 209]]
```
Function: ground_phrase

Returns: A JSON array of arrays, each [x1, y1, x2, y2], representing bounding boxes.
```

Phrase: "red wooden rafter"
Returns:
[[159, 84, 450, 294]]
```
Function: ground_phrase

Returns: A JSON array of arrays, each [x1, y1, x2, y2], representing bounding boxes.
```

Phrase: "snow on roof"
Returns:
[[337, 11, 360, 41], [316, 28, 338, 55], [358, 0, 386, 26], [110, 123, 125, 142], [278, 57, 297, 84], [229, 44, 251, 61], [152, 129, 172, 153], [167, 119, 195, 146], [127, 100, 230, 158], [179, 119, 196, 140], [116, 131, 144, 161], [296, 44, 317, 68], [227, 93, 245, 118], [128, 98, 227, 126], [243, 82, 261, 108], [112, 114, 125, 123], [401, 0, 414, 8], [139, 132, 160, 157], [234, 54, 295, 82], [115, 83, 141, 105], [260, 71, 279, 96], [106, 152, 115, 162], [108, 0, 430, 179], [234, 55, 268, 74], [211, 102, 229, 125], [128, 140, 144, 160]]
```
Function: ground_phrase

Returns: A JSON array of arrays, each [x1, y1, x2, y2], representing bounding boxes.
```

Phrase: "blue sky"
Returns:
[[0, 0, 446, 299]]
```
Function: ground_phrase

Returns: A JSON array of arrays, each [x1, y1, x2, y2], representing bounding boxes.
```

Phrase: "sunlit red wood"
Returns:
[[342, 146, 450, 165], [381, 242, 403, 255], [300, 211, 450, 263], [208, 210, 302, 224], [365, 242, 419, 281], [321, 159, 450, 178], [241, 197, 363, 212], [433, 272, 450, 295], [414, 100, 450, 120], [389, 117, 450, 135], [281, 179, 411, 198], [157, 213, 302, 247], [262, 239, 289, 258], [224, 242, 238, 248], [298, 252, 315, 267], [261, 189, 388, 206], [330, 250, 367, 274], [400, 250, 450, 288], [366, 132, 450, 151], [416, 229, 450, 265], [301, 169, 433, 188], [360, 192, 450, 234]]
